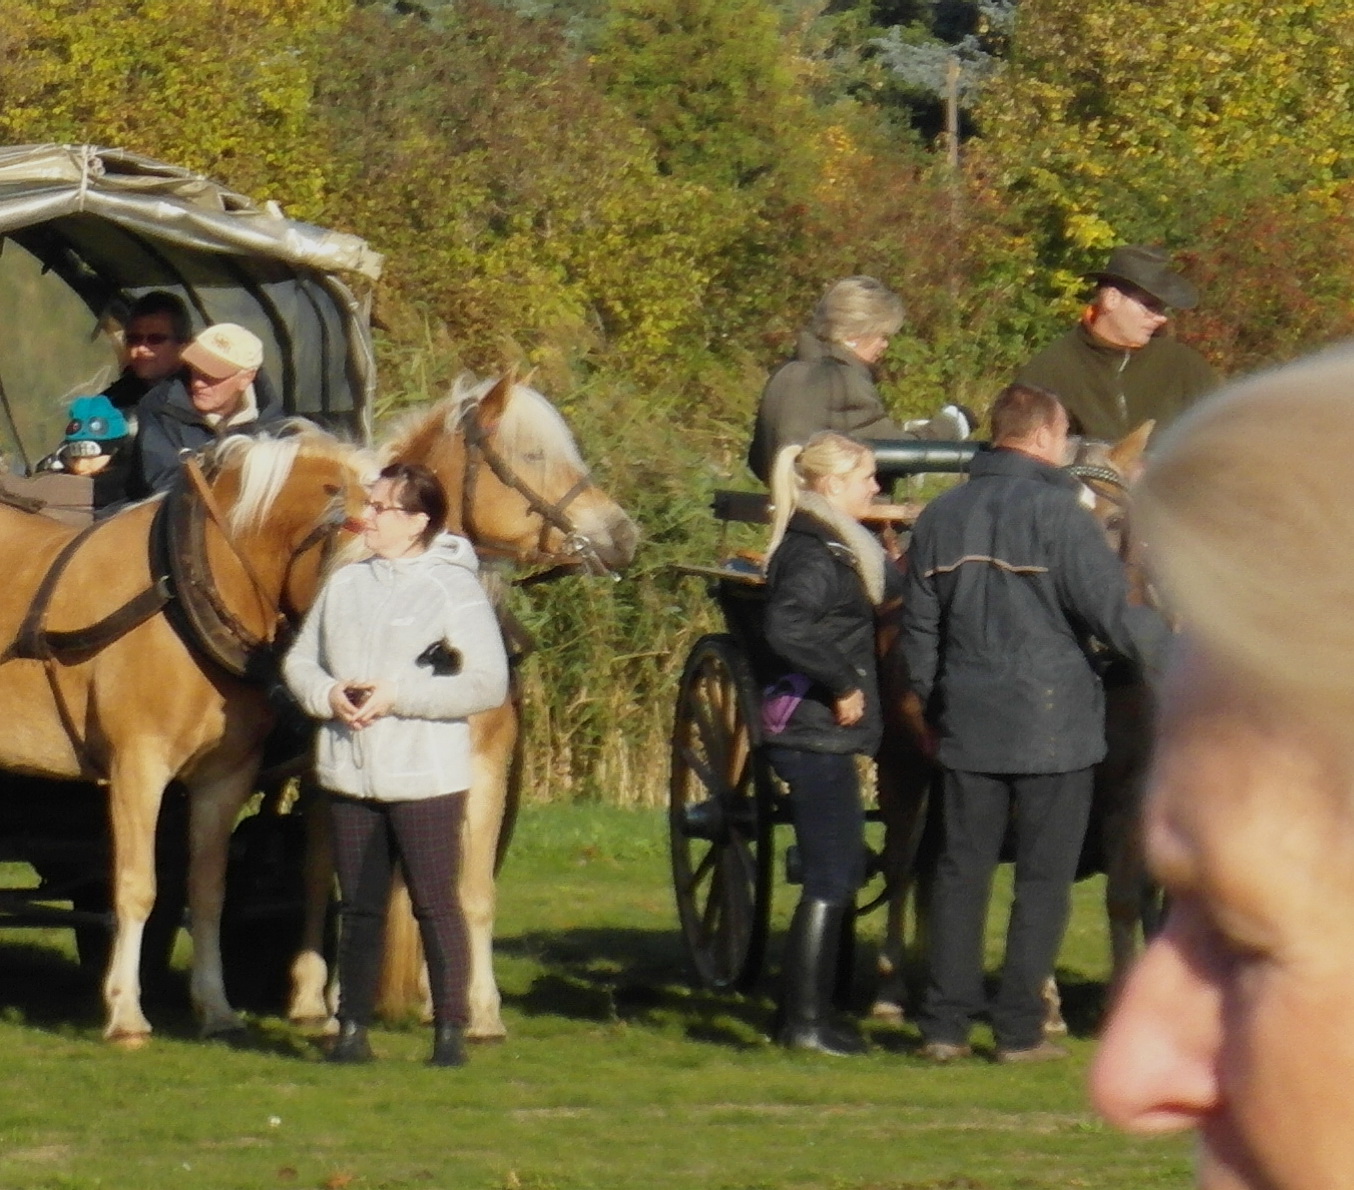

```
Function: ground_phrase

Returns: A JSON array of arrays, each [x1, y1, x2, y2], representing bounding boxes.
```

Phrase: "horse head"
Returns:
[[1068, 420, 1155, 604], [201, 427, 370, 639], [383, 373, 638, 573]]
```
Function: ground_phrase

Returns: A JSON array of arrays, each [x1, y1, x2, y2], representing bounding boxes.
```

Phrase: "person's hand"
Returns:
[[834, 688, 866, 727], [328, 682, 366, 727], [348, 679, 396, 729]]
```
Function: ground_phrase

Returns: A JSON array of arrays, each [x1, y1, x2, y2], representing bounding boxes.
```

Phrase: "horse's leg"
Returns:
[[184, 762, 261, 1036], [103, 753, 172, 1045], [463, 701, 516, 1040], [1100, 681, 1154, 995], [375, 878, 428, 1022], [288, 778, 337, 1027], [870, 766, 929, 1022]]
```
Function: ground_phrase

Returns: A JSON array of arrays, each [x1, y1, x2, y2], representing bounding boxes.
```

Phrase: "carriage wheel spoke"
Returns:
[[675, 742, 720, 798], [680, 843, 717, 898], [687, 688, 728, 777]]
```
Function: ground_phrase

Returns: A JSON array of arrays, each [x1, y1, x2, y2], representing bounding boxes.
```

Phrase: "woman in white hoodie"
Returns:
[[284, 462, 509, 1067]]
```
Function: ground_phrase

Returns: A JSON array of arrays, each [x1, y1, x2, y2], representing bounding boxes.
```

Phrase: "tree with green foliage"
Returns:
[[0, 0, 344, 218], [971, 0, 1354, 367]]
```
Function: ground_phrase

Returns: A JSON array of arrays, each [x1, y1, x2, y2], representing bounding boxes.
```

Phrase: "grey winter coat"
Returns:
[[899, 448, 1168, 774], [747, 332, 911, 483], [282, 533, 509, 801]]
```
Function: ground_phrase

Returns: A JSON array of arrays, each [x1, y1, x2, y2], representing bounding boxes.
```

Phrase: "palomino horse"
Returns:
[[286, 372, 638, 1039], [869, 423, 1158, 1027], [0, 429, 368, 1042]]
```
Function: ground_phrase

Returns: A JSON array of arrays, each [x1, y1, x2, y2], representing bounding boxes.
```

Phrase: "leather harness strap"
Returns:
[[11, 503, 173, 665]]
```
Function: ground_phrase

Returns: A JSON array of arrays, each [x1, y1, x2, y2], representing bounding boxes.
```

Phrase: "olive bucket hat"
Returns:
[[1091, 245, 1199, 310]]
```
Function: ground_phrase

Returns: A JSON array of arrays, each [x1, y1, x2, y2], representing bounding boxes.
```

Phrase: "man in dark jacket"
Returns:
[[899, 383, 1168, 1063], [1016, 245, 1217, 441], [131, 322, 284, 496]]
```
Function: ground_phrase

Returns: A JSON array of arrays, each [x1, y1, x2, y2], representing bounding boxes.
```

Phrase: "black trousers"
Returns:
[[329, 790, 470, 1028], [764, 746, 864, 906], [917, 767, 1093, 1051]]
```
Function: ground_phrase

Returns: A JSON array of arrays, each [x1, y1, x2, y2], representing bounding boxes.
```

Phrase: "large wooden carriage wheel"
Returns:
[[669, 633, 776, 991]]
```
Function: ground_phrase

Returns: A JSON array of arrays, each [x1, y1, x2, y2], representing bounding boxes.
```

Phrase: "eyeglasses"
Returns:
[[1116, 286, 1168, 317], [126, 332, 175, 347], [363, 500, 414, 517]]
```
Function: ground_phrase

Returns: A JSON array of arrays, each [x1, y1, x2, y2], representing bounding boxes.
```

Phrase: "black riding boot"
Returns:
[[428, 1022, 467, 1068], [327, 1020, 374, 1064], [777, 898, 866, 1056], [833, 902, 857, 1012]]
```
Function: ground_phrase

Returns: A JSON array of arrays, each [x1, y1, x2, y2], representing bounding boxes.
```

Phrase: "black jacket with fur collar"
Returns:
[[761, 502, 902, 756]]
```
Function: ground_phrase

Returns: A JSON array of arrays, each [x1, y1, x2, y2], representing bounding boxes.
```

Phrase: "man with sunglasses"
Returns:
[[1016, 245, 1217, 441], [101, 291, 193, 413]]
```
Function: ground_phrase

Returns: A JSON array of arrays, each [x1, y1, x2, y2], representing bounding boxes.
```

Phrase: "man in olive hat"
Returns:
[[1015, 245, 1217, 441]]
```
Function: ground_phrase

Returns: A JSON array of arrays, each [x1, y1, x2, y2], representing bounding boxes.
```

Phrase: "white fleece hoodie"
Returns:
[[282, 532, 509, 800]]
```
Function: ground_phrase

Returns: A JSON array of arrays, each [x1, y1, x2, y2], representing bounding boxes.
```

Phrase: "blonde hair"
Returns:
[[765, 432, 873, 562], [1137, 343, 1354, 715], [811, 276, 905, 346]]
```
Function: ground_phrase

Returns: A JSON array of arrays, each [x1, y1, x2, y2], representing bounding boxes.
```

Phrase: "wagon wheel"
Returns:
[[669, 634, 776, 992]]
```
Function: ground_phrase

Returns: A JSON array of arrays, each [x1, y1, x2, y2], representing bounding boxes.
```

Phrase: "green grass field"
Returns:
[[0, 805, 1191, 1190]]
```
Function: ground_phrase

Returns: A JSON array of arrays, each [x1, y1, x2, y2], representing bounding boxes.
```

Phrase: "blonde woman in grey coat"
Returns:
[[284, 462, 508, 1067]]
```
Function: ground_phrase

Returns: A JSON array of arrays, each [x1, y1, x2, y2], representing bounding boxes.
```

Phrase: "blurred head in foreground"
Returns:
[[1090, 342, 1354, 1189]]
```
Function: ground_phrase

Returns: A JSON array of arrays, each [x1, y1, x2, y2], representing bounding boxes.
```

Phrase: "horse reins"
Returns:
[[456, 397, 616, 580]]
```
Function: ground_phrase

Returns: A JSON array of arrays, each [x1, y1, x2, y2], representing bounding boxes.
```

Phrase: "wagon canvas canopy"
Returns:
[[0, 144, 383, 468]]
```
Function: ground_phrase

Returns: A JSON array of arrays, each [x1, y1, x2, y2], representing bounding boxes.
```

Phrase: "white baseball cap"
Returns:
[[181, 323, 264, 378]]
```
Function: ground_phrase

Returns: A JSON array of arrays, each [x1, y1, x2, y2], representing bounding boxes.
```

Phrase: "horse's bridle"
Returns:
[[456, 396, 617, 580], [1065, 462, 1130, 510]]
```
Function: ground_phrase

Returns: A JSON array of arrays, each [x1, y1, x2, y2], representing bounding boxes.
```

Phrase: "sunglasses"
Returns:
[[126, 332, 175, 347]]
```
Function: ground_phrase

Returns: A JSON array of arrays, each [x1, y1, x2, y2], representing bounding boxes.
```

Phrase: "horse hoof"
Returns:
[[868, 1001, 905, 1024], [107, 1032, 152, 1051]]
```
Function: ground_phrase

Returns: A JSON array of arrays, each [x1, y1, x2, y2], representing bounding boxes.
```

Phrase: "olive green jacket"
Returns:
[[1016, 323, 1218, 442], [747, 332, 909, 483]]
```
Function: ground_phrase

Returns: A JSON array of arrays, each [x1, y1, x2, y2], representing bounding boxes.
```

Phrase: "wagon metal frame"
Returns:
[[667, 440, 981, 992]]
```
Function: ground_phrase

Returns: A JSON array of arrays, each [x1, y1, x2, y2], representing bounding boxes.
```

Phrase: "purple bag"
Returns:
[[762, 673, 813, 735]]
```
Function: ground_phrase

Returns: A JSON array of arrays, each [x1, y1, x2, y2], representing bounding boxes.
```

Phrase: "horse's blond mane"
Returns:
[[215, 424, 364, 534], [383, 373, 586, 475]]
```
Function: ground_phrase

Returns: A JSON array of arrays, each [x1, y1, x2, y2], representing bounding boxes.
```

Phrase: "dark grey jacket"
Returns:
[[131, 373, 284, 496], [763, 510, 903, 756], [899, 448, 1168, 774], [747, 332, 910, 483]]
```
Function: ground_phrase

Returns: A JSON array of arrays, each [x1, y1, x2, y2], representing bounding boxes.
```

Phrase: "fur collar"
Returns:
[[796, 490, 887, 605]]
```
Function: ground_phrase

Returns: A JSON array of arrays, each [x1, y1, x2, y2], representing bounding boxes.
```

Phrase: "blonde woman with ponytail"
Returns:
[[761, 431, 900, 1056]]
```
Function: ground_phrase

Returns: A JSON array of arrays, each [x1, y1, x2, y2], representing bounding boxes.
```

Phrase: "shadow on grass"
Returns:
[[499, 926, 774, 1047], [0, 938, 323, 1058], [497, 925, 1111, 1048]]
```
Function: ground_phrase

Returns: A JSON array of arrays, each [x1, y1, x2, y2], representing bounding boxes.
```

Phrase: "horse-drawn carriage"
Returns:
[[666, 441, 981, 994], [0, 144, 382, 1001]]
